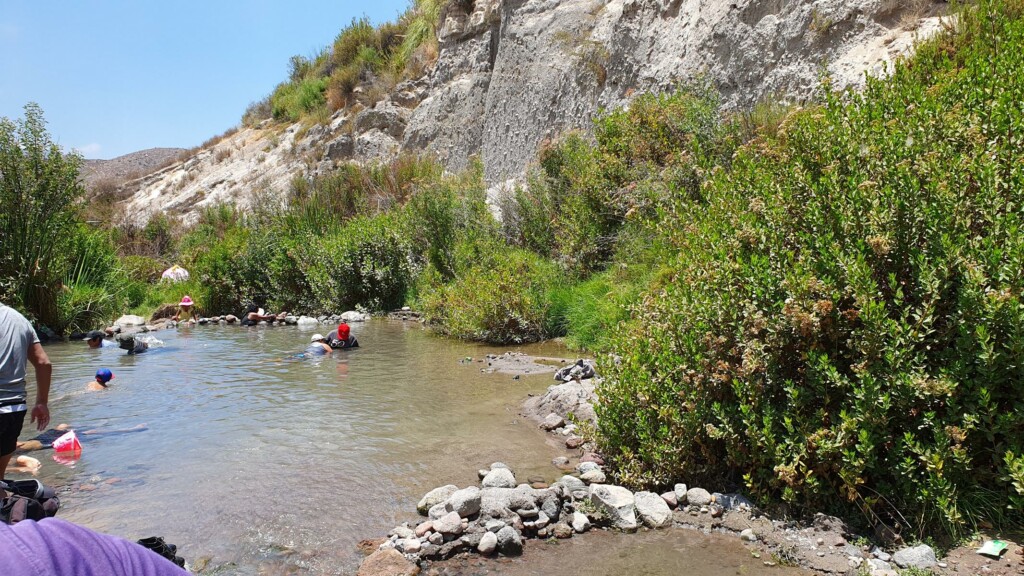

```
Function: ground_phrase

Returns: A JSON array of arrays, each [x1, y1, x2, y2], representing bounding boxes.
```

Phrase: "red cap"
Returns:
[[337, 323, 350, 339]]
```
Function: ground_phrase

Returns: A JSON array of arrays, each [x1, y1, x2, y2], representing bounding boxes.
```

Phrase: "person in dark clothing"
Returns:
[[326, 323, 359, 349], [239, 305, 275, 326]]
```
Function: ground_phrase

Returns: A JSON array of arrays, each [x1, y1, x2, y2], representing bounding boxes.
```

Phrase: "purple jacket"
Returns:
[[0, 518, 188, 575]]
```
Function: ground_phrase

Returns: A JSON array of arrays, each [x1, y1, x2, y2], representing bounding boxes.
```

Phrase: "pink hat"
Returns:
[[180, 296, 194, 306]]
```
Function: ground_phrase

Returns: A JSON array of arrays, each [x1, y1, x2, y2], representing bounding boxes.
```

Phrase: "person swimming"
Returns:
[[86, 368, 113, 391], [116, 333, 163, 355], [15, 423, 148, 453], [304, 334, 332, 356]]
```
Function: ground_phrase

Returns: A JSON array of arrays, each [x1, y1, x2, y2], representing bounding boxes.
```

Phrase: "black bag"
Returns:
[[0, 479, 60, 524]]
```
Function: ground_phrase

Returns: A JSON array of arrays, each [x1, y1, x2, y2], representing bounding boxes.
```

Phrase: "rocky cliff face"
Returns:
[[119, 0, 945, 224]]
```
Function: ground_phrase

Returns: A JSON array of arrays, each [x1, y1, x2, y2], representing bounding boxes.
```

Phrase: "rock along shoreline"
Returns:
[[356, 357, 1022, 576]]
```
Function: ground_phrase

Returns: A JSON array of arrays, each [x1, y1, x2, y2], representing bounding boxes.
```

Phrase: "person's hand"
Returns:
[[31, 403, 50, 431]]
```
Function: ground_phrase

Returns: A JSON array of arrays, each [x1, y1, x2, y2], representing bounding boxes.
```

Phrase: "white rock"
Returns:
[[686, 487, 713, 506], [892, 544, 937, 569], [571, 511, 591, 533], [478, 531, 498, 555], [417, 484, 458, 515], [446, 486, 482, 518], [580, 469, 606, 484], [589, 484, 638, 531], [740, 528, 757, 542], [115, 314, 146, 327], [482, 468, 517, 488], [296, 316, 320, 327], [634, 491, 673, 528]]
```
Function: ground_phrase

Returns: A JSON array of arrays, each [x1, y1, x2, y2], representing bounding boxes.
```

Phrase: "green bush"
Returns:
[[271, 77, 329, 122], [0, 103, 86, 326], [596, 0, 1024, 540], [420, 246, 564, 344], [302, 214, 414, 312]]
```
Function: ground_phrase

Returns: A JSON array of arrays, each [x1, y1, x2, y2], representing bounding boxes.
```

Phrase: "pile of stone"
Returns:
[[359, 460, 754, 573], [190, 310, 371, 326]]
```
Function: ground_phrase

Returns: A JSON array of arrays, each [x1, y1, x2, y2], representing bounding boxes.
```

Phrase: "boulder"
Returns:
[[571, 511, 591, 533], [580, 469, 606, 484], [892, 545, 937, 569], [482, 468, 516, 489], [686, 487, 713, 506], [417, 484, 458, 515], [428, 503, 449, 520], [540, 413, 565, 430], [558, 475, 587, 494], [325, 135, 354, 160], [433, 511, 464, 538], [341, 310, 370, 322], [356, 549, 420, 576], [589, 485, 638, 531], [392, 526, 415, 540], [115, 314, 146, 327], [540, 494, 560, 522], [740, 529, 757, 542], [660, 491, 678, 508], [478, 531, 498, 555], [635, 491, 673, 528], [224, 314, 238, 323], [415, 521, 432, 537], [673, 483, 688, 504], [296, 316, 320, 327], [446, 486, 482, 518], [495, 526, 523, 556], [577, 461, 601, 474], [552, 522, 574, 539], [565, 435, 584, 449]]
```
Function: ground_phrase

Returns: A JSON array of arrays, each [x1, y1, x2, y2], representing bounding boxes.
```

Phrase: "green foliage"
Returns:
[[596, 0, 1024, 540], [504, 86, 739, 276], [271, 77, 329, 122], [55, 225, 128, 334], [302, 214, 414, 312], [0, 103, 86, 324], [420, 245, 564, 344]]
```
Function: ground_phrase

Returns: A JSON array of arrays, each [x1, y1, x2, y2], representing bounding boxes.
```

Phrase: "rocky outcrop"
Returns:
[[118, 0, 945, 224]]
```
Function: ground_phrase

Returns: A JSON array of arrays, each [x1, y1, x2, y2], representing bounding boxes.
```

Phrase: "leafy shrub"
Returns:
[[596, 0, 1024, 540], [271, 77, 329, 122], [420, 246, 563, 344], [0, 103, 86, 326], [302, 214, 414, 312]]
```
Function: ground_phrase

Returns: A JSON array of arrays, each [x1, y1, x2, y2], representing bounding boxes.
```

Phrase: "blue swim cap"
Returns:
[[96, 368, 114, 383]]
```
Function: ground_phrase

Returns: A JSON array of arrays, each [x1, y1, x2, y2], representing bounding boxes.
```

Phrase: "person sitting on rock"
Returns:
[[85, 330, 116, 349], [554, 359, 595, 382], [326, 323, 359, 349], [172, 296, 198, 325], [86, 368, 114, 392]]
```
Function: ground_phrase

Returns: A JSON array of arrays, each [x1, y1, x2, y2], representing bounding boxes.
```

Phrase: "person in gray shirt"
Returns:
[[0, 302, 51, 481]]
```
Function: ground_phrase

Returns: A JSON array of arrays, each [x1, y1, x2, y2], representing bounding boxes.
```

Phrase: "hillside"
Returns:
[[112, 0, 947, 224], [80, 147, 186, 190]]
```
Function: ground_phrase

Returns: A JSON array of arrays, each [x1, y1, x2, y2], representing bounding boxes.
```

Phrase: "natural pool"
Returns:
[[22, 320, 803, 576]]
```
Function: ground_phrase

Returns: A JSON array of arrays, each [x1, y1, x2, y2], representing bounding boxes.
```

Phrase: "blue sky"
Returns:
[[0, 0, 409, 159]]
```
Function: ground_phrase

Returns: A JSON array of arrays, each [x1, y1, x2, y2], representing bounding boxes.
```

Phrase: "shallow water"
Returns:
[[20, 320, 802, 576]]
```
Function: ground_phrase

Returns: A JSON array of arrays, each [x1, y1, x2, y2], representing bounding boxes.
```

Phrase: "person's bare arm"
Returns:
[[26, 342, 51, 431]]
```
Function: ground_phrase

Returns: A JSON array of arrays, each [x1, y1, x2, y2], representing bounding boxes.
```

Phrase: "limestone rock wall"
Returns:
[[119, 0, 945, 224]]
